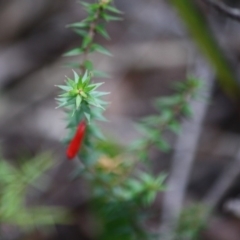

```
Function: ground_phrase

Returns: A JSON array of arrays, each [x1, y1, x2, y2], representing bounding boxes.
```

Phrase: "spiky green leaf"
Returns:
[[82, 70, 88, 83], [96, 25, 110, 40], [76, 95, 82, 109], [56, 85, 72, 91], [64, 48, 84, 57], [73, 70, 80, 84], [105, 5, 123, 14], [91, 44, 112, 56]]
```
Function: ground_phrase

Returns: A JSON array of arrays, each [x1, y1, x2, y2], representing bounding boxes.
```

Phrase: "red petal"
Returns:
[[66, 120, 86, 160]]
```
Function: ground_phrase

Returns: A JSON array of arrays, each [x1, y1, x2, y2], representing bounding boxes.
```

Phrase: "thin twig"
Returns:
[[82, 7, 102, 66], [159, 55, 215, 240], [202, 0, 240, 22], [204, 145, 240, 209]]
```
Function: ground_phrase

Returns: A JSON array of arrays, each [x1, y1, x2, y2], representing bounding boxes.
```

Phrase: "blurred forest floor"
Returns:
[[1, 0, 240, 239]]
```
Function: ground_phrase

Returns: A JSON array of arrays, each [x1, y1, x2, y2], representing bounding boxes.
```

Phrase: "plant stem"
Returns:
[[81, 7, 102, 72], [137, 87, 197, 161]]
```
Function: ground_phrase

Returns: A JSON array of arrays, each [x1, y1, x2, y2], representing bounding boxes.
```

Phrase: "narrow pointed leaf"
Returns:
[[82, 70, 88, 83], [88, 82, 104, 90], [56, 102, 68, 109], [88, 98, 104, 109], [105, 5, 123, 14], [95, 25, 110, 40], [91, 91, 110, 97], [102, 14, 123, 22], [58, 92, 70, 98], [79, 1, 91, 8], [64, 48, 84, 56], [66, 78, 76, 88], [67, 22, 89, 28], [76, 95, 82, 109], [73, 29, 88, 37], [73, 70, 80, 83], [82, 36, 92, 48], [56, 85, 72, 91], [91, 44, 112, 56], [84, 112, 91, 123]]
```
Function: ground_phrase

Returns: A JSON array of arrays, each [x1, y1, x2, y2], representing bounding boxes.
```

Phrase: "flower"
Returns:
[[96, 156, 124, 174], [66, 120, 86, 160]]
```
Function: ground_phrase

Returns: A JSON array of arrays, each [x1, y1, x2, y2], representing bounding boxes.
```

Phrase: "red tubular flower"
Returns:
[[66, 120, 86, 160]]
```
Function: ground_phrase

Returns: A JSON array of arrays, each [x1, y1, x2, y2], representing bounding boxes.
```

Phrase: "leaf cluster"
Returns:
[[56, 70, 108, 115], [64, 0, 122, 62], [89, 167, 167, 240], [56, 1, 204, 239], [0, 154, 68, 228], [131, 77, 202, 160], [57, 0, 122, 160]]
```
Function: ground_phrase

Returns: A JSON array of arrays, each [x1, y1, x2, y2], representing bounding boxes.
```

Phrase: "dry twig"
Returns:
[[202, 0, 240, 22], [204, 147, 240, 208]]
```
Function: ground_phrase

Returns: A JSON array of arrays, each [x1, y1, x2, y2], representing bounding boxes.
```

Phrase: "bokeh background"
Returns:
[[1, 0, 240, 239]]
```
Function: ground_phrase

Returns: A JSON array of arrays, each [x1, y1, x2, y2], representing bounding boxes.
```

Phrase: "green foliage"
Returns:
[[94, 200, 148, 240], [57, 0, 122, 164], [131, 77, 202, 160], [0, 153, 68, 228], [56, 70, 108, 113], [56, 1, 203, 239], [86, 167, 167, 240], [175, 204, 208, 240], [65, 0, 122, 69]]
